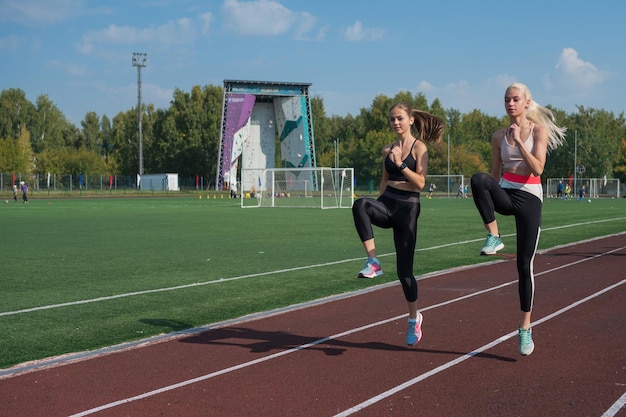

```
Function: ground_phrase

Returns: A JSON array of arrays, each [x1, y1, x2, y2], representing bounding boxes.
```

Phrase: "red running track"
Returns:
[[1, 234, 625, 417]]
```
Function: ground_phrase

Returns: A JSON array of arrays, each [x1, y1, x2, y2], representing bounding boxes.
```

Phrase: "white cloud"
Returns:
[[315, 24, 330, 42], [144, 83, 175, 105], [544, 48, 609, 94], [342, 21, 385, 42], [221, 0, 317, 39], [0, 0, 84, 25], [222, 0, 295, 36], [443, 80, 471, 96], [416, 81, 435, 92], [199, 12, 213, 36], [293, 12, 317, 40], [78, 19, 199, 53]]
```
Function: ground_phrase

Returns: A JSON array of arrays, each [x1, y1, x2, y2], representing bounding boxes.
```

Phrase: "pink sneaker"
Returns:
[[406, 313, 423, 346], [358, 257, 383, 278]]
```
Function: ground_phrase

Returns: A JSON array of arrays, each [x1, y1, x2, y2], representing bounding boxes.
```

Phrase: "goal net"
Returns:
[[424, 175, 466, 197], [240, 167, 354, 208], [546, 177, 621, 199]]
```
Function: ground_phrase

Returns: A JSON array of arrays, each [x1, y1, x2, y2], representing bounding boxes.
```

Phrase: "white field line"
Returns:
[[0, 229, 623, 379], [1, 220, 624, 318], [65, 246, 625, 417]]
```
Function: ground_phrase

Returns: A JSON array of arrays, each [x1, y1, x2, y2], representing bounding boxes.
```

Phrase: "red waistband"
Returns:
[[502, 172, 541, 184]]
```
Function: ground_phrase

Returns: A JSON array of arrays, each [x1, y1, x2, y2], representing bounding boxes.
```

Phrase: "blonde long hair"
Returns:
[[508, 82, 567, 151]]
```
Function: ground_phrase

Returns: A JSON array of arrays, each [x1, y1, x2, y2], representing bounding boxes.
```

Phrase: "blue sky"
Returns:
[[1, 0, 624, 126]]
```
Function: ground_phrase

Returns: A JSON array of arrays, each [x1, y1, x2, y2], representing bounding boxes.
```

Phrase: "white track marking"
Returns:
[[601, 392, 626, 417], [65, 247, 625, 417], [2, 225, 624, 318]]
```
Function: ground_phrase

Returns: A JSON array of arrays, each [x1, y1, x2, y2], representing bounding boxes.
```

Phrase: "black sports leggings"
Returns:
[[470, 173, 542, 312], [352, 187, 420, 302]]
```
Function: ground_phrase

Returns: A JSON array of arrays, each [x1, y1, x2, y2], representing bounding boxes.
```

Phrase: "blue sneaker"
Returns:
[[480, 233, 504, 255], [518, 327, 535, 356], [406, 313, 423, 346], [358, 257, 383, 278]]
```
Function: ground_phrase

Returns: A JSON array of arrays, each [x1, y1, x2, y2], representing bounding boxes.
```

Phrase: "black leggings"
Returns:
[[470, 173, 542, 312], [352, 187, 420, 302]]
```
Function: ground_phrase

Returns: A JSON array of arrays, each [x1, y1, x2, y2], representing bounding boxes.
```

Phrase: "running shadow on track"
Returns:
[[417, 347, 516, 362], [179, 327, 515, 362]]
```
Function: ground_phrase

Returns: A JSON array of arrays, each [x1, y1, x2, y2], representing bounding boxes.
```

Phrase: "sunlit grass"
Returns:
[[0, 196, 624, 369]]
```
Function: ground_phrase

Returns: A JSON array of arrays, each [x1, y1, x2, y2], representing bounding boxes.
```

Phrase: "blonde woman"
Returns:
[[470, 82, 566, 356]]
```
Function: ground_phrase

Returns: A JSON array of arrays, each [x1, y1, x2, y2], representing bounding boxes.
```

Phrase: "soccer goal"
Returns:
[[546, 177, 621, 199], [240, 167, 354, 209], [424, 175, 466, 197]]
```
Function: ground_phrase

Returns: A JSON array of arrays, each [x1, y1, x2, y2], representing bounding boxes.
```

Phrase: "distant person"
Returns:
[[577, 185, 586, 202], [456, 183, 464, 198], [20, 181, 28, 203], [557, 180, 564, 199], [352, 102, 444, 346], [428, 183, 436, 199], [565, 184, 571, 199], [470, 82, 566, 356], [12, 184, 18, 202]]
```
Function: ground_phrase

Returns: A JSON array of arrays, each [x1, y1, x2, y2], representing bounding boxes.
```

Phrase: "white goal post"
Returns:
[[240, 167, 354, 209], [423, 175, 466, 197], [546, 177, 621, 199]]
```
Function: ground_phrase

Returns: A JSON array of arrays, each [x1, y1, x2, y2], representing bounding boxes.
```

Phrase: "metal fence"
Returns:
[[0, 173, 215, 193]]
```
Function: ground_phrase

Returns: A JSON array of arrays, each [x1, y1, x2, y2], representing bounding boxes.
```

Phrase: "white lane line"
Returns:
[[2, 228, 624, 318], [67, 246, 625, 417], [601, 392, 626, 417], [333, 278, 626, 417]]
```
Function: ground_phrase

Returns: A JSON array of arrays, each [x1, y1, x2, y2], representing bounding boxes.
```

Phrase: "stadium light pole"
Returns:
[[334, 138, 339, 169], [573, 130, 577, 193], [447, 134, 450, 197], [132, 52, 147, 176]]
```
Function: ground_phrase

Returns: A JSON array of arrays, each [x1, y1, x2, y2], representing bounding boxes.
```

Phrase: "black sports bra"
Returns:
[[385, 139, 418, 182]]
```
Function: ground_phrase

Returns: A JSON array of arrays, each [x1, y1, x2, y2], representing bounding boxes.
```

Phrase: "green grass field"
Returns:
[[1, 195, 625, 369]]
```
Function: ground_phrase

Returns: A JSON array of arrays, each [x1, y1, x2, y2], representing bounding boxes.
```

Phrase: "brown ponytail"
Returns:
[[412, 110, 444, 144], [389, 102, 444, 144]]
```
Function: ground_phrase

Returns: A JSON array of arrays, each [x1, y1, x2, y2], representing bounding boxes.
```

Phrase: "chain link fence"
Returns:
[[0, 173, 216, 195]]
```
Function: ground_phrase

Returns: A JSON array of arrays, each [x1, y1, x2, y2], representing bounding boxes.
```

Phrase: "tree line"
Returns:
[[1, 86, 624, 189]]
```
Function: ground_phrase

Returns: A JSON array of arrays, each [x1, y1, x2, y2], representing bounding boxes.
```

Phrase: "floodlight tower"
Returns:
[[131, 52, 147, 175]]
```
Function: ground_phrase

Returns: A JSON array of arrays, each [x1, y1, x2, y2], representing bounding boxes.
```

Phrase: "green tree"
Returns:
[[0, 88, 36, 140], [31, 94, 72, 153], [2, 125, 34, 173], [110, 110, 138, 175], [62, 147, 108, 175], [310, 96, 334, 167], [453, 110, 501, 174], [0, 137, 21, 173], [100, 114, 113, 161], [79, 111, 101, 150], [2, 84, 624, 187], [352, 129, 393, 187], [151, 85, 221, 179], [613, 138, 626, 183], [199, 84, 223, 182]]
